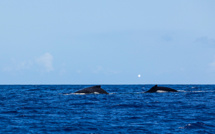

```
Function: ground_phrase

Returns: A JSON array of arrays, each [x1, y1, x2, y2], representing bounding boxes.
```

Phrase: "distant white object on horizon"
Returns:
[[138, 74, 141, 78]]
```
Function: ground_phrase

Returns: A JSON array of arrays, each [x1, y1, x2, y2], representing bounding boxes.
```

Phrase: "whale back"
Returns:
[[145, 85, 177, 93], [74, 85, 109, 94], [156, 86, 177, 92]]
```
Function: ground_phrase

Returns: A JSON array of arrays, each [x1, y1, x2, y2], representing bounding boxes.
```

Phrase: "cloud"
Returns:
[[16, 61, 33, 70], [36, 53, 54, 72], [211, 62, 215, 67], [195, 36, 215, 46], [2, 59, 33, 72], [162, 35, 173, 42], [93, 66, 103, 74], [92, 65, 120, 75], [209, 56, 215, 71], [2, 53, 54, 73], [210, 62, 215, 68]]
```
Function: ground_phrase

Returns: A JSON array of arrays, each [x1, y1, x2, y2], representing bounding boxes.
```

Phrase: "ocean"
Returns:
[[0, 85, 215, 133]]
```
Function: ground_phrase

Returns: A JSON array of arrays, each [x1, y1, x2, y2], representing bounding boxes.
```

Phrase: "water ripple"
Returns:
[[0, 85, 215, 133]]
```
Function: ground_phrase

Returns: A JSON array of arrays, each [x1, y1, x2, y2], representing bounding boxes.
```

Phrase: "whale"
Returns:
[[74, 85, 109, 94], [145, 85, 177, 93], [180, 122, 208, 129]]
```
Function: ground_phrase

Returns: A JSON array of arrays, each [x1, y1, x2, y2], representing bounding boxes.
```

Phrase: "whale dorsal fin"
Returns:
[[145, 85, 158, 93]]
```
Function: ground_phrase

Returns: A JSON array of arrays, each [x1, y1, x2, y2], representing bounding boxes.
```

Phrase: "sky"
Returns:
[[0, 0, 215, 84]]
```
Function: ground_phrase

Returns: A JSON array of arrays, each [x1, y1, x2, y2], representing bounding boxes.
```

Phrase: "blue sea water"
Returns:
[[0, 85, 215, 133]]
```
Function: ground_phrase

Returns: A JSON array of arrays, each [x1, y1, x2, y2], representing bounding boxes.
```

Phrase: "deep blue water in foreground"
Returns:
[[0, 85, 215, 133]]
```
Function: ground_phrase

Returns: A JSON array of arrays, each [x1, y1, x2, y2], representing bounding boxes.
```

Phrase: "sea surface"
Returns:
[[0, 85, 215, 133]]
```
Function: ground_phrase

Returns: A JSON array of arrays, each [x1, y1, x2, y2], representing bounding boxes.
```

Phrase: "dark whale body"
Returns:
[[145, 85, 177, 93], [181, 122, 207, 129], [74, 85, 109, 94]]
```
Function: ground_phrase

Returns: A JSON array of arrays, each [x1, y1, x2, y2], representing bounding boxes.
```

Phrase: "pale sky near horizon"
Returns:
[[0, 0, 215, 84]]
